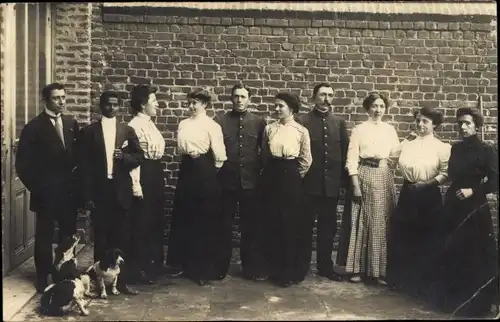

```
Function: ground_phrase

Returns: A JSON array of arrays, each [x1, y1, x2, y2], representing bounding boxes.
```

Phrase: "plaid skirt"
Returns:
[[345, 164, 396, 278]]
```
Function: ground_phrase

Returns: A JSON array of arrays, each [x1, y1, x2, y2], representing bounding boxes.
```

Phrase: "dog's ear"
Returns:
[[114, 249, 124, 259]]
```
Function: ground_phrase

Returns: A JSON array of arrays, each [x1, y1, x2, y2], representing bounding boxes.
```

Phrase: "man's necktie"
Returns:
[[54, 116, 66, 148]]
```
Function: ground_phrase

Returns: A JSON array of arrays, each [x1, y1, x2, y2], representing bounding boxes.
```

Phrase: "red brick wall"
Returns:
[[53, 3, 93, 243], [91, 5, 498, 247]]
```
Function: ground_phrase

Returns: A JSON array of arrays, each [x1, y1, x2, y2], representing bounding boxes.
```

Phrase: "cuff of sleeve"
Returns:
[[434, 174, 447, 185], [215, 161, 224, 168]]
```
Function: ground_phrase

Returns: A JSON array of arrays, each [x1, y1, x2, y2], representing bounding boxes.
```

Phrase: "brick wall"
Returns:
[[91, 5, 498, 248], [53, 3, 93, 243]]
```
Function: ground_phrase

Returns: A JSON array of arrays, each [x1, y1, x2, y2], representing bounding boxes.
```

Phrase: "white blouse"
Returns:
[[177, 111, 227, 168], [346, 120, 400, 176], [264, 117, 312, 177], [128, 113, 166, 197], [390, 134, 451, 184]]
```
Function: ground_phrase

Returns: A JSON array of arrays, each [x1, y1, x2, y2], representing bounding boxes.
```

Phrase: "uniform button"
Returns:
[[240, 135, 243, 138], [240, 125, 243, 129], [240, 164, 244, 167], [239, 145, 243, 148], [323, 127, 327, 130]]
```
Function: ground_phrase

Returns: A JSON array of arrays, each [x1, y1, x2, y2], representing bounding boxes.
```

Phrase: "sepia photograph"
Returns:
[[1, 1, 498, 320]]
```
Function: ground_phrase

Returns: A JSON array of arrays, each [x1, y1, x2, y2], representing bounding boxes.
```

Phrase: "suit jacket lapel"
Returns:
[[62, 116, 73, 154], [115, 119, 125, 149], [96, 121, 107, 168], [40, 113, 65, 151]]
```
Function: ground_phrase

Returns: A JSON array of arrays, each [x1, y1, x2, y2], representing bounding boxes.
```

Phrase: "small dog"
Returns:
[[40, 273, 92, 316], [52, 234, 81, 283], [85, 248, 125, 299]]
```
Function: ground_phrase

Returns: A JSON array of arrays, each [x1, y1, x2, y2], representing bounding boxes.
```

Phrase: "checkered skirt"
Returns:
[[345, 164, 396, 278]]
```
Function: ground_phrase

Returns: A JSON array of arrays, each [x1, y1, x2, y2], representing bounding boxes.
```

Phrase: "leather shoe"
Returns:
[[164, 267, 184, 278], [117, 284, 139, 295]]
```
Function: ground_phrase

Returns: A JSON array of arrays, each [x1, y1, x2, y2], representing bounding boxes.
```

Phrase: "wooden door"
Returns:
[[3, 3, 53, 274]]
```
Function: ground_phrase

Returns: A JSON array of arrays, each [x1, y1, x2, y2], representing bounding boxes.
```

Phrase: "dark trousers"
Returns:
[[214, 188, 265, 278], [35, 204, 77, 280], [91, 179, 133, 286], [305, 195, 340, 274]]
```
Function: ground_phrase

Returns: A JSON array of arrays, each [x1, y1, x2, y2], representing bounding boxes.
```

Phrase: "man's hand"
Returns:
[[456, 188, 474, 200], [113, 149, 124, 160], [408, 182, 428, 192], [188, 151, 200, 159]]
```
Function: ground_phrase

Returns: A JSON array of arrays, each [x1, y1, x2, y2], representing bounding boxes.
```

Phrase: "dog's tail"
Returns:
[[39, 286, 65, 317]]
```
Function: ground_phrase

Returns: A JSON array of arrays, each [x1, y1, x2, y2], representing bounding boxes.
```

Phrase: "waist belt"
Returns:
[[359, 158, 387, 168]]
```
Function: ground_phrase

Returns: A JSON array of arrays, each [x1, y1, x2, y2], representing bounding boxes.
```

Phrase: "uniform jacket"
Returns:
[[296, 109, 350, 198], [214, 110, 267, 190]]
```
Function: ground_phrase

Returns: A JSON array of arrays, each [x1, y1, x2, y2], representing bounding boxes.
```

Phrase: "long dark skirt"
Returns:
[[386, 181, 444, 297], [131, 159, 165, 274], [165, 153, 222, 281], [430, 184, 498, 317], [261, 158, 309, 284]]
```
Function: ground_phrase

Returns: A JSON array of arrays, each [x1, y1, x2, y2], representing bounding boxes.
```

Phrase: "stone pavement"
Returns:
[[11, 245, 455, 321]]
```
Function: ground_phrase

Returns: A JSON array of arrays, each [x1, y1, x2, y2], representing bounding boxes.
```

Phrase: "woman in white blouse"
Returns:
[[165, 88, 227, 286], [345, 93, 400, 285], [260, 92, 312, 287], [386, 107, 451, 297], [128, 84, 165, 284]]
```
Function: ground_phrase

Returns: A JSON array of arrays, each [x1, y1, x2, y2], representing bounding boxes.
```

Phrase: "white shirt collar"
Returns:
[[101, 116, 116, 125], [137, 112, 151, 121], [45, 108, 60, 118], [416, 133, 435, 141]]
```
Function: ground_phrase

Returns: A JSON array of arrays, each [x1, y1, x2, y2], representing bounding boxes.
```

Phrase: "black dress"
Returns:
[[433, 135, 498, 317]]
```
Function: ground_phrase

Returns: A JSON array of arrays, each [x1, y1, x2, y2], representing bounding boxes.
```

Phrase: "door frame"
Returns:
[[2, 3, 54, 276]]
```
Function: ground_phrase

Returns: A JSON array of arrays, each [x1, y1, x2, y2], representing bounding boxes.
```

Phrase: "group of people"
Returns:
[[16, 81, 498, 318]]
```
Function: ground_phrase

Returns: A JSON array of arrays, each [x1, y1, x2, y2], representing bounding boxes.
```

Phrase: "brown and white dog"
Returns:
[[52, 234, 81, 284], [40, 273, 92, 316], [85, 248, 125, 299]]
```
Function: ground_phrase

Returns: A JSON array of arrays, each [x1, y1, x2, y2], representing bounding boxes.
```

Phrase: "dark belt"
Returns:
[[359, 157, 383, 168]]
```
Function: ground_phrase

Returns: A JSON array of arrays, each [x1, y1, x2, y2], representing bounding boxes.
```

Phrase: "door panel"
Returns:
[[5, 3, 51, 273]]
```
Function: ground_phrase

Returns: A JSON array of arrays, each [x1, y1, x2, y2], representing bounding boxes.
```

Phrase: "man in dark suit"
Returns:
[[296, 83, 350, 281], [79, 91, 144, 294], [16, 83, 80, 292], [213, 83, 267, 281]]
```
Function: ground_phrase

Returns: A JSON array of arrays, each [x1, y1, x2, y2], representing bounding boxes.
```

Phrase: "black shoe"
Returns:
[[279, 280, 293, 288], [213, 274, 226, 281], [36, 277, 48, 293], [318, 271, 345, 282], [117, 284, 139, 295]]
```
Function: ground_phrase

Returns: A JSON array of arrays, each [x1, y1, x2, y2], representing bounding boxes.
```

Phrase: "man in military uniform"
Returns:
[[296, 83, 350, 281], [214, 83, 267, 281]]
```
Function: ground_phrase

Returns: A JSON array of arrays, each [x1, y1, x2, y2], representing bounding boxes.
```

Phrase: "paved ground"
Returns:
[[10, 245, 458, 321]]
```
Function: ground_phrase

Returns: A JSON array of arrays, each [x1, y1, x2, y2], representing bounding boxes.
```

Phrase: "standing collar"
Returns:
[[101, 116, 116, 124], [313, 107, 330, 117]]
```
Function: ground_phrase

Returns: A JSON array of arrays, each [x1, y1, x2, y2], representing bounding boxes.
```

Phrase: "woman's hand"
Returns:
[[353, 186, 362, 202], [456, 188, 474, 200]]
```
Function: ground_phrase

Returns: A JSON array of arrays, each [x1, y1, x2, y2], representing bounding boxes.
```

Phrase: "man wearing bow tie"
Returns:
[[16, 83, 80, 293]]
